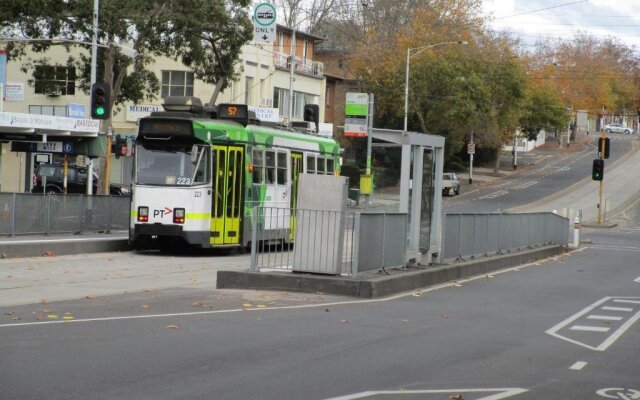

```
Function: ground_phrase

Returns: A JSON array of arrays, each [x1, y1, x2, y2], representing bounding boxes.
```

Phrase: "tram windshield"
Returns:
[[135, 143, 210, 186]]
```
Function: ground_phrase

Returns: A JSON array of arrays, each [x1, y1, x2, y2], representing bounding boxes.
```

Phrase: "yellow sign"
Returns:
[[360, 174, 373, 195]]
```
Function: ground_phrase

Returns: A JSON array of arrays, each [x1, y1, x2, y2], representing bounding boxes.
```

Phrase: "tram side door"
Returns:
[[211, 145, 244, 245], [289, 152, 303, 240]]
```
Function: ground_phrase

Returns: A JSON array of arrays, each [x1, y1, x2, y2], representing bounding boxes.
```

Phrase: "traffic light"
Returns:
[[598, 137, 610, 159], [303, 104, 319, 133], [592, 159, 604, 181], [91, 82, 111, 119]]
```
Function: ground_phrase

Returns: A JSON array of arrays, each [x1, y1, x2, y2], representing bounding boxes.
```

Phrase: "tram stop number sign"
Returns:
[[253, 3, 276, 44]]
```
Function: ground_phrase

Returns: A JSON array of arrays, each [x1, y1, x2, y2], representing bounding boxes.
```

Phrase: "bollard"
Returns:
[[573, 215, 581, 248]]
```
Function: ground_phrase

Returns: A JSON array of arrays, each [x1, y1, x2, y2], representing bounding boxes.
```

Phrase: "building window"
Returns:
[[161, 70, 194, 98], [29, 105, 67, 116], [302, 40, 308, 59], [33, 65, 76, 95], [245, 76, 254, 105], [278, 32, 284, 52]]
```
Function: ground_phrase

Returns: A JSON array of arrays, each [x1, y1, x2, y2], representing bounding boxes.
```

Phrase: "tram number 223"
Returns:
[[176, 177, 192, 185]]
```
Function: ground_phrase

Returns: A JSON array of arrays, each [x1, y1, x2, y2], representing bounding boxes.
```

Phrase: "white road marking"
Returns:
[[0, 248, 588, 330], [324, 388, 528, 400], [479, 190, 508, 199], [589, 245, 640, 252], [569, 361, 588, 370], [635, 277, 640, 284], [588, 315, 623, 321], [602, 306, 634, 312], [546, 297, 640, 351], [613, 299, 640, 305], [513, 181, 538, 190], [570, 325, 610, 332]]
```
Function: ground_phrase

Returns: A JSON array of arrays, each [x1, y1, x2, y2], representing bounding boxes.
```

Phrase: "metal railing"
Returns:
[[442, 212, 569, 262], [0, 193, 130, 236], [250, 207, 408, 276]]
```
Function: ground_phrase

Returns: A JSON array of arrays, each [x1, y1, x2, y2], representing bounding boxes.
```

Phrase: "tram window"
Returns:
[[327, 158, 335, 175], [317, 157, 326, 175], [252, 149, 264, 184], [265, 150, 276, 184], [306, 155, 316, 174], [277, 151, 287, 184]]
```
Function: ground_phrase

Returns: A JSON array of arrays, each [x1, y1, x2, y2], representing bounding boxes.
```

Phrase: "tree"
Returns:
[[0, 0, 253, 193]]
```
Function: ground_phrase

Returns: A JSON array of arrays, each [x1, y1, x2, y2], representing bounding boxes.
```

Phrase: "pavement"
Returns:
[[2, 133, 638, 299]]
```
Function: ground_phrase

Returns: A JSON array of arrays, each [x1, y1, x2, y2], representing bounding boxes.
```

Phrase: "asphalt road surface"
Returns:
[[444, 133, 634, 214], [2, 226, 639, 399]]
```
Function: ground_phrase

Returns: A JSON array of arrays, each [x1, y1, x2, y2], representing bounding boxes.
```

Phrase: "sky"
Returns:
[[482, 0, 640, 51]]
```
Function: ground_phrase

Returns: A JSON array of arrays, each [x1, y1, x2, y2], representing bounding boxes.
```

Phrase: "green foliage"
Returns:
[[0, 0, 253, 107], [520, 85, 567, 140]]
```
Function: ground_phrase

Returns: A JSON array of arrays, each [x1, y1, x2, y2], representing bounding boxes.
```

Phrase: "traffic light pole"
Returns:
[[597, 129, 607, 224], [104, 127, 113, 195]]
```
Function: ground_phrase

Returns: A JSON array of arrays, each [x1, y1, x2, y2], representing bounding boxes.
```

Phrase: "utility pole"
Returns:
[[469, 131, 474, 184], [288, 28, 296, 127], [512, 133, 518, 170], [597, 129, 607, 225], [89, 0, 99, 196]]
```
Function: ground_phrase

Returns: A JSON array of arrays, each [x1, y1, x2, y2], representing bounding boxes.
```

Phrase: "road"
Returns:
[[444, 133, 635, 214], [2, 133, 640, 400], [2, 227, 640, 399]]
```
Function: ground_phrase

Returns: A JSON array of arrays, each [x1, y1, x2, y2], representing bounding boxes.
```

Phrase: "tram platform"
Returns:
[[0, 232, 130, 258]]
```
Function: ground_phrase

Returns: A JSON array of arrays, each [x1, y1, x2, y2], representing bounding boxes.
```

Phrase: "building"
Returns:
[[0, 25, 326, 193]]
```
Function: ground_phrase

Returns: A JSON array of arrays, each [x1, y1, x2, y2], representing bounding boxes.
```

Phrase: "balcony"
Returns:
[[274, 52, 324, 78]]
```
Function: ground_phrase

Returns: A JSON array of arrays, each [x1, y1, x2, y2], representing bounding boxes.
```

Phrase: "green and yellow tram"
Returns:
[[129, 97, 340, 251]]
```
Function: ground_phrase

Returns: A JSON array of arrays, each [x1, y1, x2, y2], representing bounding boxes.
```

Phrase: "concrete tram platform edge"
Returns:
[[217, 245, 566, 298], [0, 233, 130, 258]]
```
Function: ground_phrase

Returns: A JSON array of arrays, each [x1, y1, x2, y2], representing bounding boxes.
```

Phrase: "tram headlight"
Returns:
[[138, 206, 149, 222], [173, 208, 185, 224]]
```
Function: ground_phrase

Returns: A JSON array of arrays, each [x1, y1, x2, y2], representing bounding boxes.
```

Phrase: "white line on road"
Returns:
[[602, 306, 634, 312], [613, 299, 640, 304], [324, 388, 529, 400], [635, 277, 640, 284], [570, 325, 611, 332], [546, 297, 640, 351], [587, 315, 624, 321], [0, 248, 589, 330], [569, 361, 588, 371]]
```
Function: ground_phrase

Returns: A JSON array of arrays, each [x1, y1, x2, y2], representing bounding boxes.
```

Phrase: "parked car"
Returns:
[[442, 172, 460, 196], [604, 123, 633, 134], [32, 163, 129, 195]]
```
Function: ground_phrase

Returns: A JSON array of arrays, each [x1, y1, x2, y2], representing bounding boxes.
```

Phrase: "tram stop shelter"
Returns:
[[368, 128, 445, 265]]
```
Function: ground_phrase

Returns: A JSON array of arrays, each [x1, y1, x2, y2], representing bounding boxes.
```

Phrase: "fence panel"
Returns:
[[443, 212, 570, 262], [0, 193, 130, 236]]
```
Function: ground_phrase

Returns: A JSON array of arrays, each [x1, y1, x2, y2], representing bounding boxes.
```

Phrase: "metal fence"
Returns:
[[0, 193, 130, 236], [442, 212, 569, 262], [250, 207, 408, 276]]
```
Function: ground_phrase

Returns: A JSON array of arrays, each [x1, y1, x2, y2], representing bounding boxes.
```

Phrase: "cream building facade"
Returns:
[[0, 25, 325, 193]]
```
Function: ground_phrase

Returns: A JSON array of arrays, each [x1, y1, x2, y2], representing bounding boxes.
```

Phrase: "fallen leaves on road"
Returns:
[[450, 395, 464, 400], [339, 320, 348, 324], [441, 314, 449, 319], [40, 299, 49, 304], [166, 324, 180, 329], [140, 304, 149, 309], [85, 295, 97, 300], [43, 250, 55, 257], [192, 301, 205, 307]]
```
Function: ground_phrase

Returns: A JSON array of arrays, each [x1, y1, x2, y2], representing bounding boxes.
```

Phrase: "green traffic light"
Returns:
[[95, 107, 105, 116]]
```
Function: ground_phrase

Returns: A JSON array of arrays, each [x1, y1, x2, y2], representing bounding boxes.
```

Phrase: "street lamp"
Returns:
[[403, 41, 467, 132]]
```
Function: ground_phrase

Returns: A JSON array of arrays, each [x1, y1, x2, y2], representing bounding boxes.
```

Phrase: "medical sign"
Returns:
[[252, 3, 277, 44]]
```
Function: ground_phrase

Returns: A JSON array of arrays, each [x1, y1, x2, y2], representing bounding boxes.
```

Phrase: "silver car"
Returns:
[[604, 123, 633, 134]]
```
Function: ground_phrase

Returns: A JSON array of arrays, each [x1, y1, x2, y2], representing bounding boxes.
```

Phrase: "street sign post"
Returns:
[[344, 93, 369, 137], [253, 3, 276, 44]]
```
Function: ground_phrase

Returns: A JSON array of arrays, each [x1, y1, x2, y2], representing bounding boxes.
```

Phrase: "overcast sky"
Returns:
[[482, 0, 640, 50]]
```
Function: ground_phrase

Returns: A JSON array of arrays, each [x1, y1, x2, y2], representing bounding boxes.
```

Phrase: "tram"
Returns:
[[129, 97, 341, 251]]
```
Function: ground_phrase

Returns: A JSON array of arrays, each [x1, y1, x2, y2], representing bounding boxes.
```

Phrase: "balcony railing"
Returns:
[[274, 52, 324, 78]]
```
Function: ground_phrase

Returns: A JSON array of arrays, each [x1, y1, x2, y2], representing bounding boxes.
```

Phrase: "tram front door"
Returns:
[[211, 145, 244, 245]]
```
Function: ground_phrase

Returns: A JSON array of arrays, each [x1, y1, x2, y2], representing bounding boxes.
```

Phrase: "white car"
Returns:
[[604, 123, 633, 134]]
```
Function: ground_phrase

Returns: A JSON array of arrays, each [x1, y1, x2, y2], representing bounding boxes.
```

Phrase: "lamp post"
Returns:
[[403, 41, 467, 132]]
